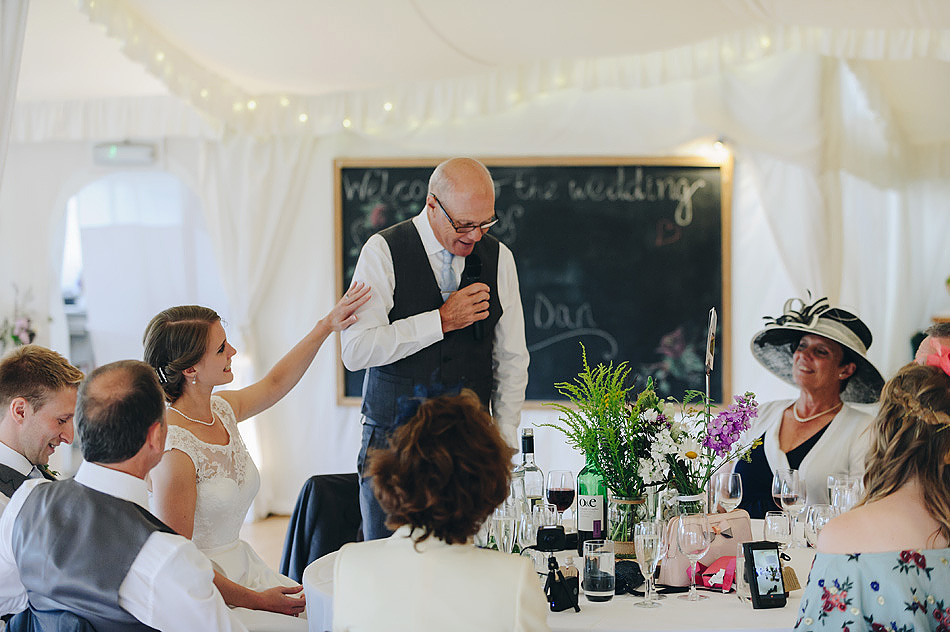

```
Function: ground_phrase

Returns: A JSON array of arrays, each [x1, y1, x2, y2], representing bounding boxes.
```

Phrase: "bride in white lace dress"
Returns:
[[143, 284, 370, 623]]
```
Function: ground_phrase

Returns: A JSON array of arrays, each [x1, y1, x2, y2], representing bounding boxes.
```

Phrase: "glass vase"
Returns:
[[675, 492, 709, 516], [607, 495, 648, 560]]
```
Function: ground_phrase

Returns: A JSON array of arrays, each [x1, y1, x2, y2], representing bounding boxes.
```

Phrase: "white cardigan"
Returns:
[[748, 399, 876, 505], [332, 526, 550, 632]]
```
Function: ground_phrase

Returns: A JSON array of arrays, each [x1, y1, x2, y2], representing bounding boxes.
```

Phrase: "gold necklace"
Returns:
[[167, 405, 216, 426], [792, 401, 842, 423]]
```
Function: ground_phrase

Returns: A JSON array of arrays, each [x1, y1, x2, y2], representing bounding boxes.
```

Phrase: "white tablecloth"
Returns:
[[302, 522, 815, 632]]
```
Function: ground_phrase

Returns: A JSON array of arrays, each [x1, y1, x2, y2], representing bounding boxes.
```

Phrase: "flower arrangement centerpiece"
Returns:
[[0, 285, 37, 353], [639, 389, 761, 515], [542, 345, 670, 554]]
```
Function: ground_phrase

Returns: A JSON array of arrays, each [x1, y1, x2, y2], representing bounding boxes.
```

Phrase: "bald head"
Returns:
[[428, 158, 495, 202], [76, 360, 165, 464]]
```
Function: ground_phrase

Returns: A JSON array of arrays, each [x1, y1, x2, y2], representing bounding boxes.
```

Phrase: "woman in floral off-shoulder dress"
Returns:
[[796, 350, 950, 631]]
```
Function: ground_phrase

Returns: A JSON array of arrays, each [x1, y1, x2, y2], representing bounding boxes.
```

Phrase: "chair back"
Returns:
[[279, 473, 362, 582]]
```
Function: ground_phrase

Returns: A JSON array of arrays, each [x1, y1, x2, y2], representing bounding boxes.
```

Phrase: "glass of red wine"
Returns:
[[546, 470, 575, 526]]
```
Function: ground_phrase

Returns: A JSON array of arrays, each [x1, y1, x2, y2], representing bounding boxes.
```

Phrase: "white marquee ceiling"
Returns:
[[14, 0, 950, 142]]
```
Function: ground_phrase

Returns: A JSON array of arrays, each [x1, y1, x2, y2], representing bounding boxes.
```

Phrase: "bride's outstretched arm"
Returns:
[[220, 282, 371, 422]]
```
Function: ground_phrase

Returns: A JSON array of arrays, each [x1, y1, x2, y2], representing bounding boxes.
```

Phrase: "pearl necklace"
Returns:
[[792, 401, 843, 423], [167, 405, 216, 427]]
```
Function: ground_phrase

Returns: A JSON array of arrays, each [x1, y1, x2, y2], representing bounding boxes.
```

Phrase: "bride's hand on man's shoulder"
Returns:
[[324, 281, 371, 331], [255, 585, 306, 616]]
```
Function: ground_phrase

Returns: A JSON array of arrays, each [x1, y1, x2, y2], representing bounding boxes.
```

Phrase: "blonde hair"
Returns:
[[861, 362, 950, 546], [0, 345, 83, 411]]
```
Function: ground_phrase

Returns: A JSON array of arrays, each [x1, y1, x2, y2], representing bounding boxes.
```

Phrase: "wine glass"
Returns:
[[804, 504, 838, 548], [764, 511, 791, 550], [518, 505, 542, 549], [713, 472, 743, 512], [771, 468, 796, 510], [676, 514, 710, 601], [546, 470, 575, 526], [780, 476, 807, 547], [634, 521, 663, 608]]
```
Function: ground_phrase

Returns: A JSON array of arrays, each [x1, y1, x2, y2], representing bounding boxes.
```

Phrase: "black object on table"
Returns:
[[279, 473, 363, 583]]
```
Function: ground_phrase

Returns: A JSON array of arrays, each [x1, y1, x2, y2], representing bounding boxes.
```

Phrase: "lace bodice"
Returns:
[[162, 395, 261, 551]]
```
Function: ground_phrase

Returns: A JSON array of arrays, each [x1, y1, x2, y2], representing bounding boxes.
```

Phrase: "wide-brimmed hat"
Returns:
[[750, 295, 884, 403]]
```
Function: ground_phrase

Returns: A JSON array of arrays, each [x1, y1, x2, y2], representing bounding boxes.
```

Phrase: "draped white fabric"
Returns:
[[0, 0, 29, 187], [2, 47, 949, 512]]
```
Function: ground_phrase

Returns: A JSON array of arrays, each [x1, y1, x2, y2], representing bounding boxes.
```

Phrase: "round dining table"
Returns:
[[302, 522, 815, 632]]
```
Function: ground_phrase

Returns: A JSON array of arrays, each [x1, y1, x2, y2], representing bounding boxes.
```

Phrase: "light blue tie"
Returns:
[[439, 250, 455, 301]]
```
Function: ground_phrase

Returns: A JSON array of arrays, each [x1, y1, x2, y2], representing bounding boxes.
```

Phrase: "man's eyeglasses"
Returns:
[[431, 194, 499, 234]]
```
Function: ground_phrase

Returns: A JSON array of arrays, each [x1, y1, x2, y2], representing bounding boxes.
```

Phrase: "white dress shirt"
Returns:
[[0, 461, 248, 632], [341, 210, 530, 446], [0, 442, 37, 515]]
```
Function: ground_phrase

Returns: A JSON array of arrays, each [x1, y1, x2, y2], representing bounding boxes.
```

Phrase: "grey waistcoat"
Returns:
[[361, 219, 502, 428], [12, 479, 176, 632]]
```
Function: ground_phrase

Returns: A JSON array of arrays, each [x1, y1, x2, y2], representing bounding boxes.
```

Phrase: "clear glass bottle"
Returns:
[[576, 455, 608, 555], [513, 428, 544, 510]]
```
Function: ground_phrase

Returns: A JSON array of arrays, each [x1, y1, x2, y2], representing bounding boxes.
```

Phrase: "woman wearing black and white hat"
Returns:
[[735, 295, 885, 518]]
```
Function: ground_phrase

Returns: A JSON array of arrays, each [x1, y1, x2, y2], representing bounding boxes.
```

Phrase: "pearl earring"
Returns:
[[192, 376, 197, 385]]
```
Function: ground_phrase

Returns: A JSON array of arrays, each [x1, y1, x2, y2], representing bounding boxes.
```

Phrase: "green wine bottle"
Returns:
[[576, 455, 607, 555]]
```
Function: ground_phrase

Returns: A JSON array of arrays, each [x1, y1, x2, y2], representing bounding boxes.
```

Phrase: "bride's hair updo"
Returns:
[[862, 362, 950, 546], [143, 305, 220, 403]]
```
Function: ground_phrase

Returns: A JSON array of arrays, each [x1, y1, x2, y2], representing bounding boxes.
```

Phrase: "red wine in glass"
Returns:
[[546, 470, 575, 526], [547, 488, 575, 512]]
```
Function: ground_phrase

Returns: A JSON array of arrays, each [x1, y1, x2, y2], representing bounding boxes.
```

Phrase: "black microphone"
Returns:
[[460, 253, 484, 340]]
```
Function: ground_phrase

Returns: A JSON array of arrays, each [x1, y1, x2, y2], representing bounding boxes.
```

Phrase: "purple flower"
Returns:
[[701, 392, 758, 457]]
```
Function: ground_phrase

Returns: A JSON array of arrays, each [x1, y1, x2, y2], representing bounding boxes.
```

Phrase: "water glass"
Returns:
[[829, 475, 861, 512], [518, 505, 543, 549], [764, 511, 791, 550], [713, 472, 743, 512], [582, 539, 615, 602], [634, 521, 662, 608], [677, 514, 711, 601], [735, 541, 751, 602]]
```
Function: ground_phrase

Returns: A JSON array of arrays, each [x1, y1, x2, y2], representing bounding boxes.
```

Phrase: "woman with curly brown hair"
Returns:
[[331, 389, 549, 632], [795, 352, 950, 631]]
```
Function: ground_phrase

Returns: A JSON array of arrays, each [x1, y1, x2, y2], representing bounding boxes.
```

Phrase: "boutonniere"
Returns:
[[40, 464, 59, 478]]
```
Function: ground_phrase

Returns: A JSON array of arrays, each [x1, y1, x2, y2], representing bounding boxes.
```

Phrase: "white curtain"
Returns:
[[0, 0, 28, 189], [197, 136, 319, 515]]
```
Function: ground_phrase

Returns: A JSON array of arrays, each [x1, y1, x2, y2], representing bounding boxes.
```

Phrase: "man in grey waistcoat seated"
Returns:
[[0, 345, 83, 512], [0, 360, 248, 631], [341, 157, 530, 540]]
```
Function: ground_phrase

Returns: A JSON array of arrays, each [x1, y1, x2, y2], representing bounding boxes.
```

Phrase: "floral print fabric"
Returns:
[[796, 548, 950, 631]]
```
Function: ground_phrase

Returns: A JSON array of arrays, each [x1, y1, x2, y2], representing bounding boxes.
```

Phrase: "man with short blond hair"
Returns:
[[0, 345, 82, 511]]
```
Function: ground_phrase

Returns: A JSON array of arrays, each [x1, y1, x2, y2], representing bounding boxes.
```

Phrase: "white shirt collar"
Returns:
[[73, 461, 150, 510], [412, 209, 449, 257], [0, 440, 34, 476]]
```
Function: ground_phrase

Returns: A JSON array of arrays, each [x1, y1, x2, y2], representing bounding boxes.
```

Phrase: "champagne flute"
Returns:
[[546, 470, 575, 526], [492, 507, 517, 554], [713, 472, 743, 512], [634, 521, 663, 608], [677, 514, 710, 601], [780, 476, 807, 547]]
